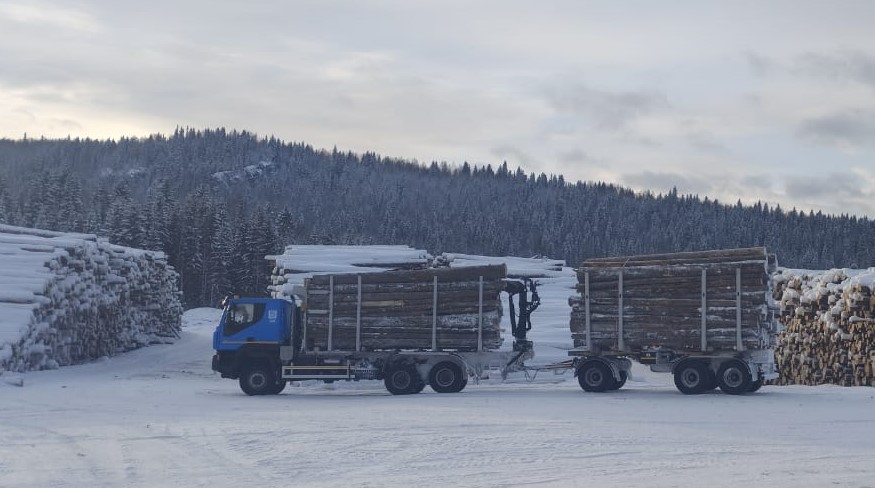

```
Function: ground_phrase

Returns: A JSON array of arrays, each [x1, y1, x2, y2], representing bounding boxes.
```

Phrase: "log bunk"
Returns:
[[0, 224, 183, 373], [772, 269, 875, 386], [569, 247, 778, 354]]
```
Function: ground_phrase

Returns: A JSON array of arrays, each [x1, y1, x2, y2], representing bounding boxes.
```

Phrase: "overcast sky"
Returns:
[[1, 1, 874, 217]]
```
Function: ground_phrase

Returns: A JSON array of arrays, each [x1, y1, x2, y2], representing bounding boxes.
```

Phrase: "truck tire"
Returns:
[[673, 360, 710, 395], [239, 363, 279, 396], [612, 370, 628, 390], [429, 362, 466, 393], [577, 361, 615, 392], [385, 365, 423, 395], [269, 380, 287, 395], [717, 359, 752, 395]]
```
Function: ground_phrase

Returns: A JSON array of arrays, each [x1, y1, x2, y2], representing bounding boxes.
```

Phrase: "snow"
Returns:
[[3, 250, 875, 486], [2, 307, 875, 487]]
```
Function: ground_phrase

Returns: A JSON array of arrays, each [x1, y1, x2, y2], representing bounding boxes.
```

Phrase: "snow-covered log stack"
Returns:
[[569, 248, 777, 353], [0, 225, 183, 373], [772, 268, 875, 386], [268, 245, 433, 298]]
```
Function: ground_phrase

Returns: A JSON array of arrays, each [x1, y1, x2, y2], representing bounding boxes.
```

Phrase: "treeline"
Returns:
[[0, 127, 873, 308]]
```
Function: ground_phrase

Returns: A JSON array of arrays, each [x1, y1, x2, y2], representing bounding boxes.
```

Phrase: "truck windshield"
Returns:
[[223, 302, 266, 336]]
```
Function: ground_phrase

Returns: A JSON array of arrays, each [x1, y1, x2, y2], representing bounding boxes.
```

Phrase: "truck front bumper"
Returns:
[[212, 352, 239, 379]]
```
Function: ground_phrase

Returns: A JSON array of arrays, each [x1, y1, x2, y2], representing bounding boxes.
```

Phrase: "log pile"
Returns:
[[772, 268, 875, 386], [268, 245, 432, 298], [0, 224, 183, 373], [303, 265, 507, 351], [569, 248, 777, 353]]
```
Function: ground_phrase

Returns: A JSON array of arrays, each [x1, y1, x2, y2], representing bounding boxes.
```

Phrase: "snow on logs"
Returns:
[[0, 224, 183, 373], [569, 247, 778, 353], [268, 246, 506, 351], [772, 268, 875, 386]]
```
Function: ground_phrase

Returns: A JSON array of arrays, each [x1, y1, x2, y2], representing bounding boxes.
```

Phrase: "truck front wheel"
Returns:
[[429, 362, 466, 393], [239, 363, 280, 396], [577, 361, 615, 392], [385, 365, 424, 395]]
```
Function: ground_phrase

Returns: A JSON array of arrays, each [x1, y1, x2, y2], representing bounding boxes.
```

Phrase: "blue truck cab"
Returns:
[[211, 297, 300, 395]]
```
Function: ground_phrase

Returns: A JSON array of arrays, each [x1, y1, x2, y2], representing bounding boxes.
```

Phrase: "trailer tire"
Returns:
[[577, 361, 614, 392], [717, 359, 752, 395], [673, 360, 710, 395], [385, 365, 423, 395], [748, 376, 764, 393], [429, 362, 466, 393], [239, 363, 279, 396]]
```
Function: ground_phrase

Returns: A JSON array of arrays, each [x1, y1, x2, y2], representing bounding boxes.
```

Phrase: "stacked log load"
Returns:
[[569, 248, 777, 353], [772, 268, 875, 386], [268, 246, 505, 351], [0, 224, 183, 373], [303, 265, 507, 351]]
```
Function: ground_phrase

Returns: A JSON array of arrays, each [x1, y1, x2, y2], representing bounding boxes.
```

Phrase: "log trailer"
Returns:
[[212, 248, 780, 396]]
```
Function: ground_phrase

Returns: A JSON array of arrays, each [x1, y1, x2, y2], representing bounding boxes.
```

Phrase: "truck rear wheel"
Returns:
[[385, 365, 424, 395], [240, 363, 279, 396], [673, 360, 710, 394], [577, 361, 615, 392], [717, 359, 752, 395], [429, 361, 466, 393]]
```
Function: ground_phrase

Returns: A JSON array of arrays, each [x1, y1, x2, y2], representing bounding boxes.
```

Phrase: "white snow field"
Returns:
[[3, 308, 875, 487]]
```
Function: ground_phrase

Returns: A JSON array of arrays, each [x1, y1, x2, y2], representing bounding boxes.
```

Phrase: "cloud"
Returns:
[[745, 52, 779, 77], [686, 132, 728, 155], [794, 50, 875, 89], [797, 110, 875, 148], [542, 83, 669, 131], [0, 3, 101, 32]]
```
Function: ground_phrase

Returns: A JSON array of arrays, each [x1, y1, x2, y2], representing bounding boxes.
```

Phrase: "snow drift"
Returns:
[[0, 224, 183, 373]]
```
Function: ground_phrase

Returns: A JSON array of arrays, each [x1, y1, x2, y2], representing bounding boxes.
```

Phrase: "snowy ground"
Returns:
[[3, 308, 875, 487]]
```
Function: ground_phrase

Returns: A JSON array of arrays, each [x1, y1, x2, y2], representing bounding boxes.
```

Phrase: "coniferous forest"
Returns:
[[0, 128, 872, 308]]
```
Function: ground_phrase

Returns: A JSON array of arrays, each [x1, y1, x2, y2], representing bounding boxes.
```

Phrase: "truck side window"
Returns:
[[224, 303, 266, 336]]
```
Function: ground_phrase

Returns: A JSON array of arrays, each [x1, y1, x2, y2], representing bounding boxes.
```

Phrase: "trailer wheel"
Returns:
[[239, 363, 279, 396], [429, 362, 466, 393], [673, 360, 710, 394], [385, 365, 423, 395], [717, 359, 752, 395], [577, 361, 614, 392], [748, 375, 764, 393]]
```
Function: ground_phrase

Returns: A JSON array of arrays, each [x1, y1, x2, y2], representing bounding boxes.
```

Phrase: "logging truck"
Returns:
[[212, 265, 540, 395], [212, 248, 780, 396]]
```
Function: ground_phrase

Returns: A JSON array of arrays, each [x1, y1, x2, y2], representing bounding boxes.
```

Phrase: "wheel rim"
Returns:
[[584, 368, 604, 387], [434, 368, 455, 388], [681, 368, 701, 388], [722, 367, 744, 389], [249, 372, 267, 389], [392, 370, 412, 390]]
